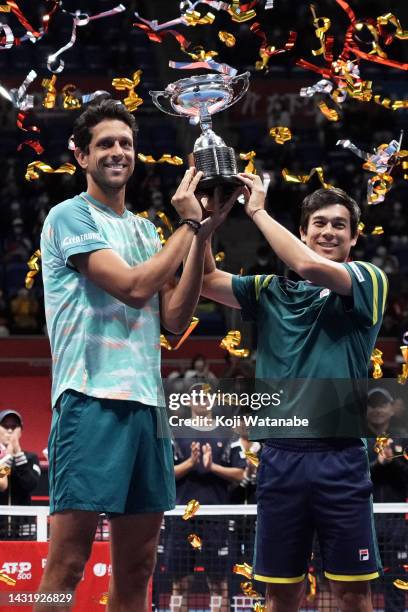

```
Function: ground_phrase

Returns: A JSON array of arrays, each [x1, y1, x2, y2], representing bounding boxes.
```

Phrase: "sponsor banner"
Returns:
[[0, 542, 151, 610]]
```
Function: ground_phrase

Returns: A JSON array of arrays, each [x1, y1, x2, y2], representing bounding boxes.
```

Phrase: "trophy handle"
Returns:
[[224, 71, 251, 111], [149, 90, 183, 119]]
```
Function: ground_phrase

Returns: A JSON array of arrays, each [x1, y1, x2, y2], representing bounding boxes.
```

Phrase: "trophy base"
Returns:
[[194, 146, 240, 195], [198, 174, 242, 192]]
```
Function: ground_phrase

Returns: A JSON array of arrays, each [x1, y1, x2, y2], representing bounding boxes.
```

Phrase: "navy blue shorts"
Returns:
[[254, 439, 381, 584]]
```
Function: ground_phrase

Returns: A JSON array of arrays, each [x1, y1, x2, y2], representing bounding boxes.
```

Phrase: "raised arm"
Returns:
[[201, 239, 241, 308], [238, 173, 353, 296], [160, 186, 241, 333], [72, 168, 203, 310]]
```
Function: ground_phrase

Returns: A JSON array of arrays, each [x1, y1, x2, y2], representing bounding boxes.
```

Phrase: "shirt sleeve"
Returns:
[[232, 274, 272, 321], [51, 200, 111, 264], [148, 219, 162, 254], [342, 261, 388, 328]]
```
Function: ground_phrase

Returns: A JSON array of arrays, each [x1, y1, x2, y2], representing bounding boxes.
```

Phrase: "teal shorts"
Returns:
[[48, 389, 176, 516]]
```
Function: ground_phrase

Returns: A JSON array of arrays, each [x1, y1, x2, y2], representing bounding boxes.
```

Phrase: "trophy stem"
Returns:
[[199, 103, 212, 133]]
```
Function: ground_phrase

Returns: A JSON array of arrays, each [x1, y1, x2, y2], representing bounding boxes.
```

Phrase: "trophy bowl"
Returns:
[[150, 72, 250, 192]]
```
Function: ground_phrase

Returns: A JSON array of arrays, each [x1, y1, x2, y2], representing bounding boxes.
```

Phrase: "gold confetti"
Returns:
[[25, 249, 41, 289], [188, 534, 202, 549], [99, 592, 109, 604], [367, 173, 393, 205], [374, 435, 390, 455], [370, 348, 383, 379], [310, 5, 331, 58], [184, 45, 218, 61], [183, 9, 215, 26], [348, 80, 373, 104], [355, 21, 387, 59], [359, 223, 385, 236], [241, 581, 261, 598], [228, 0, 256, 23], [42, 75, 57, 109], [397, 345, 408, 385], [393, 579, 408, 590], [156, 211, 174, 234], [160, 317, 199, 351], [62, 84, 81, 110], [307, 572, 317, 601], [0, 465, 11, 478], [218, 31, 236, 47], [318, 101, 339, 122], [137, 153, 183, 165], [220, 330, 250, 358], [244, 450, 259, 467], [0, 5, 11, 11], [233, 562, 253, 580], [253, 604, 266, 612], [215, 251, 225, 262], [377, 13, 408, 40], [25, 162, 76, 182], [239, 151, 257, 174], [374, 95, 408, 111], [112, 70, 143, 112], [0, 571, 16, 586], [137, 210, 174, 245], [282, 166, 333, 189], [183, 499, 200, 520], [269, 126, 292, 144]]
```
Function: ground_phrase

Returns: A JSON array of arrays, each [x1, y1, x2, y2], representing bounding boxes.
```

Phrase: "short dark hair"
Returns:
[[73, 98, 138, 153], [300, 188, 361, 237]]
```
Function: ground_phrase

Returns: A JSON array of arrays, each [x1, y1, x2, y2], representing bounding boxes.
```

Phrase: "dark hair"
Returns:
[[192, 354, 206, 368], [300, 188, 361, 237], [73, 98, 138, 153]]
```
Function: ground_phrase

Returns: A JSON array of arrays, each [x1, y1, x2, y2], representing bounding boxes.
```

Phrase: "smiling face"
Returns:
[[75, 119, 135, 193], [299, 204, 358, 263]]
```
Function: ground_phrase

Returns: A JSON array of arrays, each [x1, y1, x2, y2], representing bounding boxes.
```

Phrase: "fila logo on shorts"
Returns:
[[359, 549, 369, 561]]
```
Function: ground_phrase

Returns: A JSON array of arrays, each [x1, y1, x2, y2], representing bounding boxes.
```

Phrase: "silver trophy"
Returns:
[[149, 72, 250, 190]]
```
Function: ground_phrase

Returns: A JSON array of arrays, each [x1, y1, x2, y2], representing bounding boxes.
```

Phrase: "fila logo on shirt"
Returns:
[[359, 548, 369, 561]]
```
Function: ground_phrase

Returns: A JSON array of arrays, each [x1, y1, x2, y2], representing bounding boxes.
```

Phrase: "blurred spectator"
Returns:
[[388, 397, 408, 437], [366, 389, 408, 612], [164, 384, 245, 612], [0, 410, 41, 539], [247, 245, 278, 276], [3, 218, 32, 263], [366, 388, 407, 439], [10, 288, 40, 333], [221, 353, 254, 380], [184, 354, 218, 385], [0, 290, 10, 337]]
